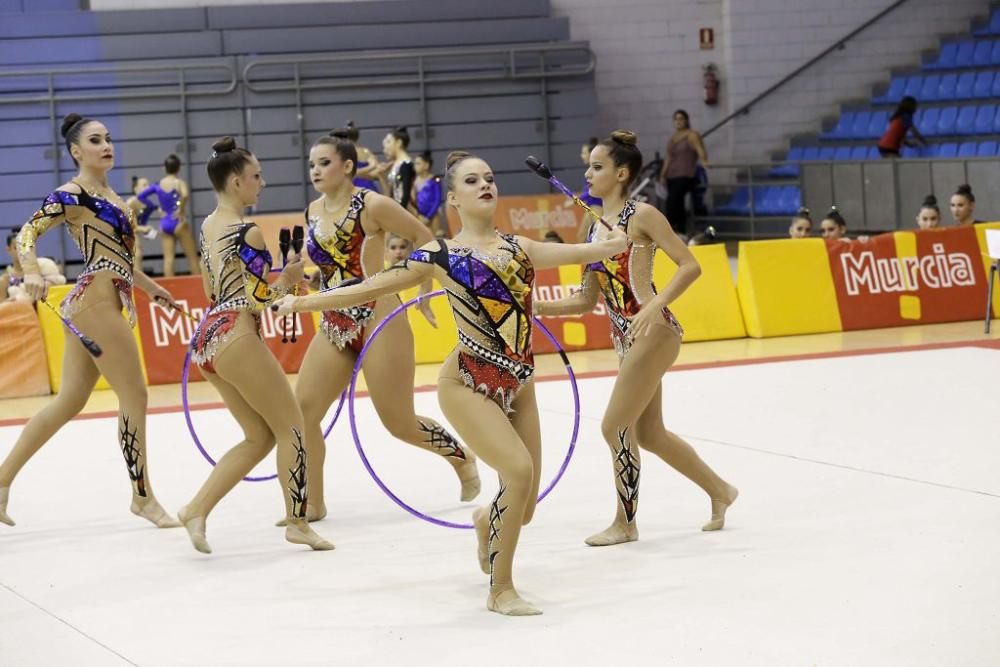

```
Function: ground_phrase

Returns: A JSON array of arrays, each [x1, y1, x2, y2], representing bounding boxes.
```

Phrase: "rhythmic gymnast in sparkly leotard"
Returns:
[[177, 136, 332, 554], [138, 154, 200, 277], [0, 113, 180, 529], [283, 131, 478, 526], [535, 130, 738, 546], [275, 150, 627, 616]]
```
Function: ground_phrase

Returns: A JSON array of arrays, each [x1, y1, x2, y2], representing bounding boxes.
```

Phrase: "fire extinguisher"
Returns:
[[703, 63, 719, 106]]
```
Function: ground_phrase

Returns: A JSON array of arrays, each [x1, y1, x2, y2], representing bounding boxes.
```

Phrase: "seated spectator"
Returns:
[[385, 234, 412, 266], [789, 207, 813, 238], [949, 184, 980, 226], [878, 96, 926, 158], [915, 195, 941, 230], [1, 227, 66, 302]]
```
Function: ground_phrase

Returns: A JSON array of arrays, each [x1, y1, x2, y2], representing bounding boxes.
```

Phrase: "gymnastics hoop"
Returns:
[[348, 290, 581, 530], [181, 343, 346, 483]]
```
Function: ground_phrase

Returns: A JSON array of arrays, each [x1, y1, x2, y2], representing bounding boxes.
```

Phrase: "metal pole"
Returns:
[[859, 162, 868, 231], [293, 63, 308, 209], [540, 52, 552, 173], [178, 67, 193, 256], [417, 56, 430, 152], [48, 73, 67, 269], [748, 166, 755, 240]]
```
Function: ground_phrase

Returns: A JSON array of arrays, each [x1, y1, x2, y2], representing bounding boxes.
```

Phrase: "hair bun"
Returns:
[[957, 184, 973, 196], [60, 113, 84, 138], [922, 194, 938, 207], [796, 206, 811, 217], [610, 129, 638, 146], [446, 150, 471, 170], [212, 136, 238, 155]]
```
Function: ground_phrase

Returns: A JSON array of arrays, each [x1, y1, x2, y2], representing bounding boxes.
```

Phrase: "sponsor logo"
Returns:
[[841, 243, 976, 296]]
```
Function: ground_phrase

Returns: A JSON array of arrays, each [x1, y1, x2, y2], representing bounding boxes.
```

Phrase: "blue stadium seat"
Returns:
[[903, 74, 923, 99], [938, 142, 959, 158], [776, 186, 801, 216], [974, 104, 995, 134], [752, 187, 782, 216], [901, 144, 922, 158], [833, 146, 852, 160], [989, 12, 1000, 35], [768, 146, 804, 177], [823, 113, 854, 140], [919, 74, 941, 102], [992, 40, 1000, 64], [938, 73, 959, 100], [956, 106, 977, 135], [956, 72, 976, 99], [848, 111, 872, 139], [973, 40, 993, 67], [716, 187, 748, 215], [928, 42, 958, 70], [936, 106, 958, 135], [817, 147, 836, 160], [867, 111, 889, 138], [955, 40, 976, 68], [958, 141, 978, 157], [867, 146, 881, 160], [977, 140, 998, 156], [801, 146, 821, 161], [917, 107, 940, 135], [993, 106, 1000, 134], [973, 71, 994, 98], [874, 76, 906, 104], [850, 146, 869, 160]]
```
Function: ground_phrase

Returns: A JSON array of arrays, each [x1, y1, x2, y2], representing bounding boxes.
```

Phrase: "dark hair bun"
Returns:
[[212, 136, 238, 154], [60, 113, 84, 138], [922, 194, 938, 207], [956, 184, 973, 196], [796, 206, 811, 218], [396, 125, 408, 133], [610, 129, 638, 146], [446, 151, 471, 170]]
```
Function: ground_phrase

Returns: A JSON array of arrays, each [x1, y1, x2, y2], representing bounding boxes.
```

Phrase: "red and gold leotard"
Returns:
[[17, 183, 136, 324], [585, 200, 682, 358], [305, 189, 378, 353], [190, 222, 288, 372], [408, 235, 534, 414]]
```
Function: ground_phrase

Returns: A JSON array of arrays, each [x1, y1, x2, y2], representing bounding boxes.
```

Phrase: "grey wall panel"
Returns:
[[118, 108, 243, 141], [965, 161, 1000, 222], [930, 162, 967, 207], [861, 162, 897, 230], [252, 184, 306, 214], [223, 18, 570, 56], [208, 0, 549, 30], [99, 31, 224, 62], [0, 118, 52, 146], [257, 157, 305, 187], [246, 132, 301, 160], [94, 8, 207, 35], [0, 8, 204, 38], [831, 164, 865, 231]]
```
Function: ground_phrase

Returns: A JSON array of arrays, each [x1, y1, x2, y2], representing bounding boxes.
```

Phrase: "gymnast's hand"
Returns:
[[148, 284, 178, 310], [604, 228, 629, 254], [272, 294, 297, 316], [307, 270, 323, 292], [417, 298, 437, 329], [281, 256, 305, 286], [22, 272, 48, 302], [629, 301, 665, 340]]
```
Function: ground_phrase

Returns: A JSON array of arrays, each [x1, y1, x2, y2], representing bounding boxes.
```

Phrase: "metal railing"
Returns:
[[703, 0, 914, 140], [242, 42, 595, 204]]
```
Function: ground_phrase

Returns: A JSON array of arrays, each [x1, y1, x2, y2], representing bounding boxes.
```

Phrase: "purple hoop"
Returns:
[[181, 339, 346, 483], [348, 290, 580, 530]]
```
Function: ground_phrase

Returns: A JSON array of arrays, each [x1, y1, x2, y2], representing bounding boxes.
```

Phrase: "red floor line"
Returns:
[[1, 337, 995, 429]]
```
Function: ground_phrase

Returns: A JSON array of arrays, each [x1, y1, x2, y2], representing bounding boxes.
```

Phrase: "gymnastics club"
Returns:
[[524, 156, 612, 231], [40, 299, 102, 357]]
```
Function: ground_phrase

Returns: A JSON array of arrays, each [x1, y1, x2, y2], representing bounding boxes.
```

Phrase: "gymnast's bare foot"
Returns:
[[487, 588, 542, 616], [0, 487, 14, 526], [473, 506, 490, 575], [585, 521, 638, 547], [702, 484, 739, 532], [456, 451, 481, 502], [131, 496, 182, 528], [274, 502, 327, 526], [177, 505, 211, 554], [285, 519, 335, 551]]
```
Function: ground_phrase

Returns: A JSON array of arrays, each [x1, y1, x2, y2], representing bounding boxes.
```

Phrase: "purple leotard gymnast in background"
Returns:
[[137, 183, 182, 236]]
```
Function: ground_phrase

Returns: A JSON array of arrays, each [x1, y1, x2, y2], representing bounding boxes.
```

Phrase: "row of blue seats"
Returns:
[[874, 70, 1000, 105], [924, 38, 1000, 71], [715, 186, 802, 217], [771, 141, 999, 177], [824, 104, 1000, 140], [974, 10, 1000, 37]]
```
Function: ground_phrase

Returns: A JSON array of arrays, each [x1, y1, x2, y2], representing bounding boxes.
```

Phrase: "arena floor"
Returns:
[[1, 321, 998, 666]]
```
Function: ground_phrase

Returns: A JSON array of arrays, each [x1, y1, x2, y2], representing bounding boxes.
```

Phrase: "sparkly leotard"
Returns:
[[137, 183, 182, 236], [352, 160, 380, 193], [585, 200, 682, 358], [408, 235, 535, 414], [415, 176, 443, 220], [306, 189, 379, 354], [17, 183, 136, 324], [190, 222, 288, 372]]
